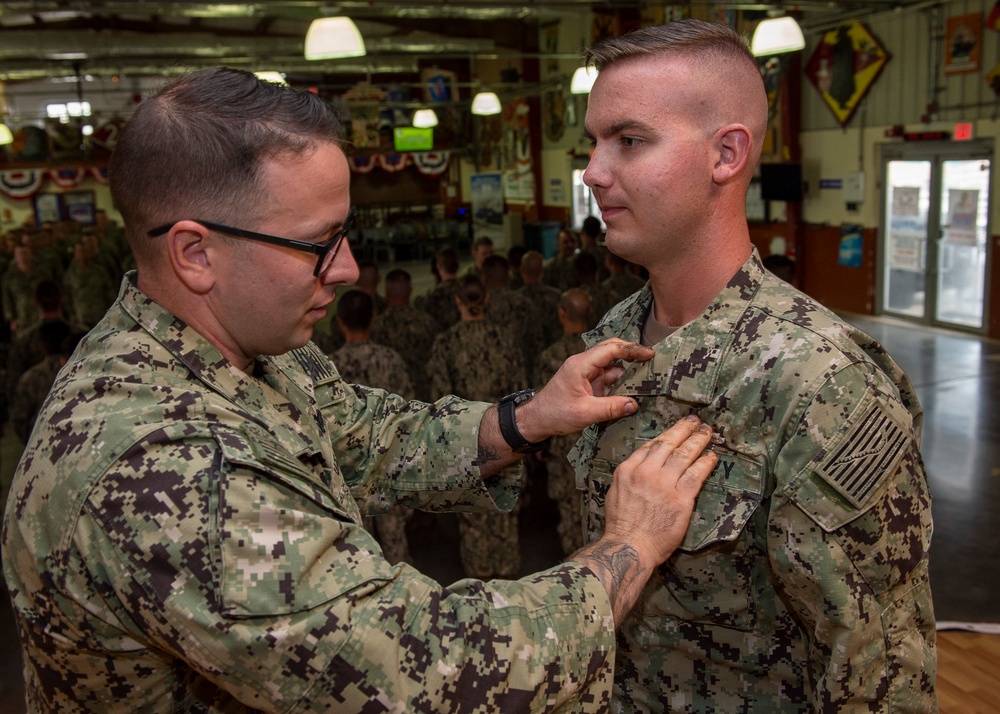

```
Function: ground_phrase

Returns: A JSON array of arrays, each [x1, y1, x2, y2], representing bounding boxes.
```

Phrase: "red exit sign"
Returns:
[[954, 122, 973, 141]]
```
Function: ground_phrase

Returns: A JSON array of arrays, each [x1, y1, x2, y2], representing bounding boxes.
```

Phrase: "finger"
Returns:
[[584, 339, 654, 369], [676, 450, 719, 496], [619, 415, 703, 467]]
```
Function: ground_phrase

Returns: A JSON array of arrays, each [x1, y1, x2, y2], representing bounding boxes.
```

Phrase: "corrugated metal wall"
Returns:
[[800, 0, 998, 131]]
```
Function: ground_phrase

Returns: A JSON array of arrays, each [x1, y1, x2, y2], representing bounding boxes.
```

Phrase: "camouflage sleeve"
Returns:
[[76, 430, 615, 712], [768, 362, 936, 712], [323, 357, 522, 515]]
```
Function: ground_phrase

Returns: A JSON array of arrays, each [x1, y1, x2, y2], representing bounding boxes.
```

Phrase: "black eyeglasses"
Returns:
[[148, 207, 356, 277]]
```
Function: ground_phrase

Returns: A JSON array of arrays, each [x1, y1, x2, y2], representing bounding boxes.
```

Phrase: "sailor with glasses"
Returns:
[[3, 67, 717, 713]]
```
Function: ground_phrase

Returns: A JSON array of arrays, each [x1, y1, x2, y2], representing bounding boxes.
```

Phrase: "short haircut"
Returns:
[[38, 320, 72, 355], [472, 236, 494, 251], [336, 289, 374, 331], [109, 68, 346, 262], [560, 288, 593, 324], [455, 274, 487, 317], [384, 268, 412, 288], [34, 280, 62, 312], [581, 216, 602, 239], [507, 245, 526, 268], [481, 254, 510, 289], [585, 18, 755, 73], [436, 248, 459, 275]]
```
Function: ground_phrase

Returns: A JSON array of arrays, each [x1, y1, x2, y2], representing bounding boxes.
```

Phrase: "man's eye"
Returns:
[[621, 136, 641, 148]]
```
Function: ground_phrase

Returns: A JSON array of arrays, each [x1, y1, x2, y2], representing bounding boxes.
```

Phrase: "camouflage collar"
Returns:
[[584, 248, 766, 406]]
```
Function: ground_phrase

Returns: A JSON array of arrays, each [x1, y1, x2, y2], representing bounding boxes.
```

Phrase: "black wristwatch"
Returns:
[[498, 388, 549, 454]]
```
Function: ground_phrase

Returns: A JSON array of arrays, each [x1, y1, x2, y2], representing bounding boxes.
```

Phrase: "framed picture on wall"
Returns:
[[63, 190, 96, 225], [33, 193, 62, 224]]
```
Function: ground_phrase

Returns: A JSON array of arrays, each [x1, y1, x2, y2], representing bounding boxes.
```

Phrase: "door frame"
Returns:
[[877, 139, 994, 335]]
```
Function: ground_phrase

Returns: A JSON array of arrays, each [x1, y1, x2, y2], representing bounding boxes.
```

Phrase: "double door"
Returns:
[[879, 141, 992, 332]]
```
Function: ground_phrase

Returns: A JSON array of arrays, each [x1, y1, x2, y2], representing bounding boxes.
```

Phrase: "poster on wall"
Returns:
[[470, 171, 504, 247], [887, 186, 925, 272], [804, 22, 890, 127], [33, 193, 61, 224], [63, 190, 96, 225], [944, 13, 982, 75], [945, 189, 979, 245], [838, 224, 863, 268]]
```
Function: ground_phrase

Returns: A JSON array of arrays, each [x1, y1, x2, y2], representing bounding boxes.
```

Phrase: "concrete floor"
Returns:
[[1, 267, 998, 708]]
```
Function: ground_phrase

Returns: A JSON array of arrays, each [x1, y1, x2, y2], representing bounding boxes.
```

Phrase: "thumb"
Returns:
[[600, 395, 639, 422]]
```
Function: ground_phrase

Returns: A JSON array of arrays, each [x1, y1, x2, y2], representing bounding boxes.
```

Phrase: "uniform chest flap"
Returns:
[[585, 442, 764, 630]]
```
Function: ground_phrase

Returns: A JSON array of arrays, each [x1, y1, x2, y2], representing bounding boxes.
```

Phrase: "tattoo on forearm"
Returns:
[[572, 541, 650, 626], [475, 443, 501, 467]]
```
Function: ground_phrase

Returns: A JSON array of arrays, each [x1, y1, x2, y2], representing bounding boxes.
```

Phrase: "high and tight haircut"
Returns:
[[584, 19, 755, 75], [336, 289, 374, 331], [109, 67, 347, 255], [456, 274, 487, 317]]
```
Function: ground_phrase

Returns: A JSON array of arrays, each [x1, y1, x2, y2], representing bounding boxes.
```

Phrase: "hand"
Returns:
[[570, 415, 717, 626], [516, 338, 654, 442], [602, 414, 717, 569]]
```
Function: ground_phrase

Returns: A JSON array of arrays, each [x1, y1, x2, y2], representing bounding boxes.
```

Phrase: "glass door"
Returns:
[[879, 141, 992, 333], [936, 160, 990, 328]]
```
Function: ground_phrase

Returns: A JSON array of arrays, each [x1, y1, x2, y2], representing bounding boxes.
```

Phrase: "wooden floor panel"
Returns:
[[937, 631, 1000, 713]]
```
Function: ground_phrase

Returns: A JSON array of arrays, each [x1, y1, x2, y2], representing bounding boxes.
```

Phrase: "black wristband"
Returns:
[[498, 389, 548, 454]]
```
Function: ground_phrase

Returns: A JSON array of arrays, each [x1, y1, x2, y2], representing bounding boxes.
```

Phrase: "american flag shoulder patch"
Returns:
[[815, 401, 909, 509]]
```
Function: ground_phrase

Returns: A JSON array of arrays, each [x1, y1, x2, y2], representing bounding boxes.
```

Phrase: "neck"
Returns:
[[647, 234, 751, 326]]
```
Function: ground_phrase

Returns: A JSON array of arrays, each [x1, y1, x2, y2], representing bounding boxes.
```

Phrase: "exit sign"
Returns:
[[954, 122, 974, 141]]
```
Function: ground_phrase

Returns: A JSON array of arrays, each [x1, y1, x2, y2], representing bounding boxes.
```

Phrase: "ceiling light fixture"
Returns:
[[304, 17, 366, 60], [751, 16, 805, 57], [570, 65, 599, 94], [471, 91, 502, 116], [412, 108, 439, 128], [0, 123, 13, 145]]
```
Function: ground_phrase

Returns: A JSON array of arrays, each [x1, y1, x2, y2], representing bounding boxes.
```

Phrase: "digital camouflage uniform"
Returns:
[[518, 282, 563, 364], [542, 255, 576, 293], [536, 333, 588, 556], [415, 277, 461, 335], [485, 287, 540, 377], [371, 304, 439, 402], [331, 339, 415, 565], [570, 249, 936, 713], [9, 353, 64, 444], [427, 319, 528, 580], [3, 274, 617, 714], [1, 261, 56, 332], [62, 259, 117, 329]]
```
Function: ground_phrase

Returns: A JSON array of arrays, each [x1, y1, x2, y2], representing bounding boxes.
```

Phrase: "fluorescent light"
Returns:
[[471, 91, 501, 116], [305, 17, 366, 60], [0, 123, 13, 145], [254, 71, 287, 85], [571, 65, 599, 94], [751, 16, 805, 57], [412, 108, 439, 128]]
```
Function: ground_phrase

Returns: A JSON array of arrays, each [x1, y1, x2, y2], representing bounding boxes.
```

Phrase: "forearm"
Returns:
[[570, 538, 654, 627], [475, 404, 524, 478]]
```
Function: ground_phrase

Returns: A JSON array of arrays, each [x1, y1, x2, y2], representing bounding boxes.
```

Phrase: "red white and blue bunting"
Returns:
[[348, 150, 450, 176], [0, 169, 45, 199], [1, 149, 453, 200]]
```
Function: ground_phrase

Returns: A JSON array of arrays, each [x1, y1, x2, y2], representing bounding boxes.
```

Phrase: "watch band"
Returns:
[[498, 388, 548, 454]]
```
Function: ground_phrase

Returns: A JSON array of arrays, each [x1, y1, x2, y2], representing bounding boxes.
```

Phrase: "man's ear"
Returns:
[[165, 220, 216, 294], [713, 124, 753, 185]]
